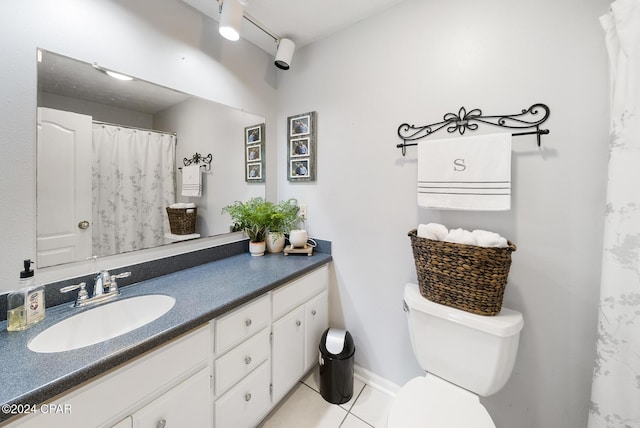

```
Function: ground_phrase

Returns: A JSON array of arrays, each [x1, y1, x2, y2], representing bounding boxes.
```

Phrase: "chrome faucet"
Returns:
[[61, 270, 132, 307]]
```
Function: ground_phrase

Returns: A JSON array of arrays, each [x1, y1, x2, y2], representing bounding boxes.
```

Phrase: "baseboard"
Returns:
[[354, 364, 402, 397]]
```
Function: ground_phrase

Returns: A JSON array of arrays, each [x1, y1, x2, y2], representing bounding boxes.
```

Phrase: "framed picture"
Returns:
[[246, 163, 262, 181], [290, 137, 310, 158], [246, 144, 261, 162], [289, 159, 311, 179], [290, 114, 311, 137], [244, 123, 265, 183], [287, 112, 316, 182], [245, 125, 262, 144]]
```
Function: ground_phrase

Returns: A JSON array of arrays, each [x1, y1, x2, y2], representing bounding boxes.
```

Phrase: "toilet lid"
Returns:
[[387, 375, 495, 428]]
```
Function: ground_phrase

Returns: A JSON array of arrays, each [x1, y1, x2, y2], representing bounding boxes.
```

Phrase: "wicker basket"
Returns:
[[408, 229, 516, 316], [166, 207, 197, 235]]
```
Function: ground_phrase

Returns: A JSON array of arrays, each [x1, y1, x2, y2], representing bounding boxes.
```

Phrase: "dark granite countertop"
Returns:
[[0, 251, 332, 423]]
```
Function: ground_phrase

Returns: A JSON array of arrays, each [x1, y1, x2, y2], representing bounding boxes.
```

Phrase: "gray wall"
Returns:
[[276, 0, 610, 426]]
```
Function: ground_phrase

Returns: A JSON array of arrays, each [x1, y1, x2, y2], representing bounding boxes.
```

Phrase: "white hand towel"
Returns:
[[444, 228, 478, 245], [417, 133, 512, 210], [472, 229, 508, 248], [181, 165, 202, 197], [417, 223, 448, 241]]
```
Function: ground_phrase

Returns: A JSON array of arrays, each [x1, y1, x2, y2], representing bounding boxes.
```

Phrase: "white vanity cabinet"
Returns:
[[7, 325, 212, 428], [130, 366, 211, 427], [4, 262, 331, 428], [213, 294, 272, 428], [271, 266, 329, 404], [212, 265, 329, 427]]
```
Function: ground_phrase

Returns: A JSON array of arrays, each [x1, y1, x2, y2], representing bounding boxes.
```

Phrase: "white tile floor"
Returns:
[[259, 367, 395, 428]]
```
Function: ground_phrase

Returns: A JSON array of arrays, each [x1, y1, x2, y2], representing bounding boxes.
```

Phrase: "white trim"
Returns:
[[354, 364, 402, 397]]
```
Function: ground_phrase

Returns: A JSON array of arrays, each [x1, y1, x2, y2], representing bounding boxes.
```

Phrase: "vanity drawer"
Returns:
[[214, 361, 271, 428], [215, 294, 270, 355], [272, 265, 328, 320], [215, 327, 270, 395]]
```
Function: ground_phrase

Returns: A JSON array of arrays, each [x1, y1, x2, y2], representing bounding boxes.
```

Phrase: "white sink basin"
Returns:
[[28, 295, 176, 353]]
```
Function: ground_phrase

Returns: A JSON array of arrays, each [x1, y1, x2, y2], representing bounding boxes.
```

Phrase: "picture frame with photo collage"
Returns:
[[287, 111, 316, 182], [244, 123, 265, 183]]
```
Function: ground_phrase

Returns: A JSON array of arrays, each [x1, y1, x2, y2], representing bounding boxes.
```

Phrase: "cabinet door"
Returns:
[[304, 290, 329, 371], [271, 305, 305, 403], [132, 367, 212, 428]]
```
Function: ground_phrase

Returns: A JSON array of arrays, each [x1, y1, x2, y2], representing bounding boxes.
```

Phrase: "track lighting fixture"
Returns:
[[219, 0, 244, 41], [217, 1, 296, 70], [274, 38, 296, 70]]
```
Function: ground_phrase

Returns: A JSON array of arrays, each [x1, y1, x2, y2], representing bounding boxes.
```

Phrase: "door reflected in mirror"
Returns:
[[36, 49, 265, 268]]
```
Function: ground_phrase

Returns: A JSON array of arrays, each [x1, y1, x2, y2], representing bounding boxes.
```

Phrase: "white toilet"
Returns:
[[387, 283, 524, 428]]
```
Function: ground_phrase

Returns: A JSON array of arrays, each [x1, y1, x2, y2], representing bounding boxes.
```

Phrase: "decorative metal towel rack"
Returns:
[[396, 103, 550, 156], [179, 152, 212, 171]]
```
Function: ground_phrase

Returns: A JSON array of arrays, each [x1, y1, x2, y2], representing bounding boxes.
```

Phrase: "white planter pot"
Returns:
[[289, 229, 308, 248], [249, 241, 266, 256], [266, 232, 286, 253]]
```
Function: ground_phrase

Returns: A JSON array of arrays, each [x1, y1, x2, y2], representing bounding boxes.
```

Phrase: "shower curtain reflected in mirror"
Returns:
[[92, 124, 176, 257], [589, 1, 640, 426]]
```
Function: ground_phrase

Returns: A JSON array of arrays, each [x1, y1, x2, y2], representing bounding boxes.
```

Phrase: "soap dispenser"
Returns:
[[6, 259, 45, 331]]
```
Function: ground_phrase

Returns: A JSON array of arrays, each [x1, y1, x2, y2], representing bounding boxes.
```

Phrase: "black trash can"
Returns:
[[319, 328, 355, 404]]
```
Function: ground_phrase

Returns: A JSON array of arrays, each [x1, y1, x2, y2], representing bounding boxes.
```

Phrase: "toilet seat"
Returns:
[[387, 374, 495, 428]]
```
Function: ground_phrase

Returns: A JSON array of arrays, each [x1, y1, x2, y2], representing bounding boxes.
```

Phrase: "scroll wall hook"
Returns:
[[396, 103, 550, 156], [180, 152, 213, 171]]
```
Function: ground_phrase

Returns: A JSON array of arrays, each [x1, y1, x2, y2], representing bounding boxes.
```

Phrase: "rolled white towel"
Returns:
[[417, 223, 448, 241], [444, 228, 477, 246], [472, 229, 508, 248]]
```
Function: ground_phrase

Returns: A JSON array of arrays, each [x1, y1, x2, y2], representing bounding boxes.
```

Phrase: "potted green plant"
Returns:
[[222, 197, 274, 256], [266, 198, 303, 253]]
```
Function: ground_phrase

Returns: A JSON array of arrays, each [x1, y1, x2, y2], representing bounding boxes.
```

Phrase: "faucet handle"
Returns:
[[109, 271, 131, 292], [60, 282, 89, 306], [112, 272, 131, 280]]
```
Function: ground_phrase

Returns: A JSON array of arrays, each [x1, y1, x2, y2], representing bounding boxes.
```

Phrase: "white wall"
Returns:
[[155, 98, 266, 236], [0, 0, 277, 290], [276, 0, 610, 426]]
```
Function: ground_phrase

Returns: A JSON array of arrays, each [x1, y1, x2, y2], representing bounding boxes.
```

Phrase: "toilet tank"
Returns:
[[403, 283, 523, 397]]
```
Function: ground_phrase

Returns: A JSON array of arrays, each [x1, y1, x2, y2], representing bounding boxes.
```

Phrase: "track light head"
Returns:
[[219, 0, 244, 41], [275, 38, 296, 70]]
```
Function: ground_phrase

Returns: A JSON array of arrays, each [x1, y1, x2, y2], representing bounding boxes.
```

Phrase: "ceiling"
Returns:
[[182, 0, 405, 56]]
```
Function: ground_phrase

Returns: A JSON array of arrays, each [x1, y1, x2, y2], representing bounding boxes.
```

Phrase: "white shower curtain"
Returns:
[[92, 124, 176, 257], [589, 1, 640, 426]]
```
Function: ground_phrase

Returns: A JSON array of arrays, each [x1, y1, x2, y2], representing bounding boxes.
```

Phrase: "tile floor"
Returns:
[[259, 367, 395, 428]]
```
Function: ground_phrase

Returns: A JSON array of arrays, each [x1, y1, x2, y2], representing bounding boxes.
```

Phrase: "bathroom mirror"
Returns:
[[36, 49, 265, 268]]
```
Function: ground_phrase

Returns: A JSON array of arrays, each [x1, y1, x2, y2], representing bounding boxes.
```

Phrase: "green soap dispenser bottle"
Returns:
[[7, 259, 45, 331]]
